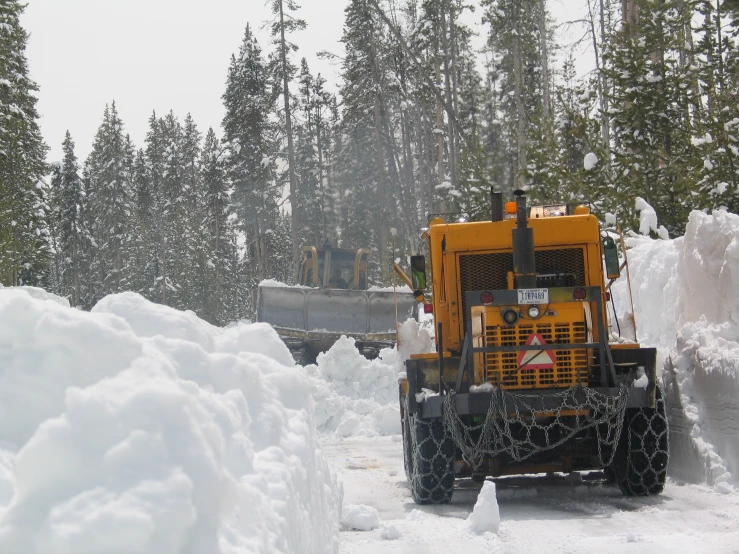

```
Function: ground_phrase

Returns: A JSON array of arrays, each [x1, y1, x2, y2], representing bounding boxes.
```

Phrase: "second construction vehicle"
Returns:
[[400, 191, 669, 504], [258, 244, 417, 364]]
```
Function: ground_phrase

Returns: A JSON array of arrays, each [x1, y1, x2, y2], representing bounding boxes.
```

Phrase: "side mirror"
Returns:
[[410, 255, 427, 290], [603, 236, 620, 279]]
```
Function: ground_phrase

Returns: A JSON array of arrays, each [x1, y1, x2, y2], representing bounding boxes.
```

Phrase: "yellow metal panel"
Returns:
[[480, 303, 589, 390]]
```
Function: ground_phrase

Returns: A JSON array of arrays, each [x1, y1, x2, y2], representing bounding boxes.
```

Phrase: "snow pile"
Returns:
[[380, 524, 401, 540], [610, 230, 680, 365], [308, 319, 434, 438], [661, 210, 739, 490], [612, 209, 739, 489], [0, 289, 341, 554], [340, 504, 380, 531], [635, 197, 669, 239], [467, 481, 500, 534]]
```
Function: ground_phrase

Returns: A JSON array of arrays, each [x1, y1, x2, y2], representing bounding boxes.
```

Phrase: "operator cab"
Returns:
[[297, 244, 372, 290]]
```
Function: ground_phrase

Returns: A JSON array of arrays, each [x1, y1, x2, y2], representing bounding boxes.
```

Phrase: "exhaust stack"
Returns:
[[512, 191, 536, 289], [491, 188, 503, 222]]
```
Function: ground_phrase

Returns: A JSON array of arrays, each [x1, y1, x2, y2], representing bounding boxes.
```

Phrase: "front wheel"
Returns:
[[407, 413, 456, 505], [608, 387, 669, 496]]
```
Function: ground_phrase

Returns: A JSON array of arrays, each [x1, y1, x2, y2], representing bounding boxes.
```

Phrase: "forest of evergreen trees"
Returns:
[[1, 0, 739, 323]]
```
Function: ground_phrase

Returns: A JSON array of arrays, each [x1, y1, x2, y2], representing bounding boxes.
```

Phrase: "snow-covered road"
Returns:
[[326, 436, 739, 554]]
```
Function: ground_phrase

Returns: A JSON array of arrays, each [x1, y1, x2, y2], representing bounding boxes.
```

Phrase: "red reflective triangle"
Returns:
[[516, 333, 557, 370]]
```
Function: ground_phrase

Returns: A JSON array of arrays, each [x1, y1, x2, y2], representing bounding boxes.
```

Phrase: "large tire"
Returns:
[[401, 406, 413, 485], [609, 387, 669, 496], [407, 413, 456, 505]]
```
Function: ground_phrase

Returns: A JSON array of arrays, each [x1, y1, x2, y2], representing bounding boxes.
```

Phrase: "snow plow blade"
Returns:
[[257, 283, 417, 363]]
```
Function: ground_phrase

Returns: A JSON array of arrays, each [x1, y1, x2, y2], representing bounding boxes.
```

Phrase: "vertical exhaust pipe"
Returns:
[[491, 188, 503, 222], [512, 191, 536, 289]]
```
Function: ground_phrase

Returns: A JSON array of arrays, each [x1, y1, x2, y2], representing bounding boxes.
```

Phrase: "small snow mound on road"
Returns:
[[0, 290, 341, 554], [467, 481, 500, 534], [341, 504, 381, 531], [380, 524, 401, 540]]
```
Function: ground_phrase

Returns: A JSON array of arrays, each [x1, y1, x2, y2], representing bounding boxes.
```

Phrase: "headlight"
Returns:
[[528, 306, 540, 318], [502, 308, 519, 325]]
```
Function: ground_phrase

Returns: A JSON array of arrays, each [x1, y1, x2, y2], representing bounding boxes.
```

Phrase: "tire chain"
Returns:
[[407, 399, 456, 504], [617, 390, 669, 495], [442, 384, 629, 469]]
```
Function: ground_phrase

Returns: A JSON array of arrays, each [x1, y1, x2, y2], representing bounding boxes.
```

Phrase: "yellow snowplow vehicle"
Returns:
[[257, 244, 417, 364], [400, 191, 668, 504]]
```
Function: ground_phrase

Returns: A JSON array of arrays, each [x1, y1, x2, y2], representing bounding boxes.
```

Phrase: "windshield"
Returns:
[[327, 257, 354, 289]]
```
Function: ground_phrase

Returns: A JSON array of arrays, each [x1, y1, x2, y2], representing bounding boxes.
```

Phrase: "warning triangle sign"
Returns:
[[516, 333, 557, 371]]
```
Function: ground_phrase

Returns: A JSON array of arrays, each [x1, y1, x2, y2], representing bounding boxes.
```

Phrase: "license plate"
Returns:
[[517, 288, 548, 305]]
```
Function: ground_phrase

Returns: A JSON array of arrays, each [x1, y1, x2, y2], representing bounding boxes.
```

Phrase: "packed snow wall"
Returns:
[[0, 290, 341, 554], [611, 209, 739, 490]]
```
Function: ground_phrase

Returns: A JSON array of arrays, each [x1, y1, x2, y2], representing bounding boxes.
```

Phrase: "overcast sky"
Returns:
[[21, 0, 585, 163]]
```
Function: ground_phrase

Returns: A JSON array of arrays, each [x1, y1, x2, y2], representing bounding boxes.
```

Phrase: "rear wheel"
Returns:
[[407, 413, 456, 504], [608, 387, 669, 496]]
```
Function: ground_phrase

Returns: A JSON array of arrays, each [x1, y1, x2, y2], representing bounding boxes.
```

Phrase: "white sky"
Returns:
[[21, 0, 588, 163]]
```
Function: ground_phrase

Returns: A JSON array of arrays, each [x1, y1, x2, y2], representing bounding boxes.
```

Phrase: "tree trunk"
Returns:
[[440, 8, 457, 192], [435, 58, 446, 211], [513, 24, 527, 190], [538, 0, 551, 119], [278, 0, 300, 280]]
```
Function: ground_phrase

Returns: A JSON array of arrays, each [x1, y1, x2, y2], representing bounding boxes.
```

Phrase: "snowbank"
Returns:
[[308, 320, 434, 438], [612, 209, 739, 489], [0, 290, 341, 554]]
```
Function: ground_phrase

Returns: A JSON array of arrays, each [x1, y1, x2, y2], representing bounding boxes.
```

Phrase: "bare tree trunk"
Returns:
[[538, 0, 551, 119], [435, 58, 446, 211], [598, 0, 612, 171], [440, 8, 457, 192], [374, 93, 389, 282], [277, 0, 300, 280], [513, 25, 527, 190], [316, 103, 325, 241], [622, 0, 638, 30]]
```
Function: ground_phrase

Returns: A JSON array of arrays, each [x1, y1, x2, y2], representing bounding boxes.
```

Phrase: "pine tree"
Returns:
[[58, 132, 87, 306], [85, 102, 135, 302], [0, 0, 49, 286], [294, 59, 324, 246], [336, 0, 387, 275], [202, 127, 235, 324], [129, 147, 157, 299], [222, 25, 280, 313], [603, 0, 696, 234], [692, 0, 739, 212], [481, 0, 548, 192]]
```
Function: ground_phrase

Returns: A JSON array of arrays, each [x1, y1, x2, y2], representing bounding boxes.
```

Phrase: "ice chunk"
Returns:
[[470, 382, 494, 393], [467, 481, 500, 534], [381, 524, 401, 540], [341, 504, 381, 531]]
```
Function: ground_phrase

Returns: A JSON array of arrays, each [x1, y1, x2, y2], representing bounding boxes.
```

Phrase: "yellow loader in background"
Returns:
[[257, 243, 417, 365]]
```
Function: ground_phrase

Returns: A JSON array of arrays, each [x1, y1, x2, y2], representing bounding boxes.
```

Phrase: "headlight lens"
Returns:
[[502, 308, 519, 325], [528, 306, 540, 318]]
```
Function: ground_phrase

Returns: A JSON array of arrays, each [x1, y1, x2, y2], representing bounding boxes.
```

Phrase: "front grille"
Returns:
[[484, 322, 589, 389], [459, 248, 586, 331]]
